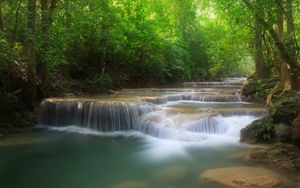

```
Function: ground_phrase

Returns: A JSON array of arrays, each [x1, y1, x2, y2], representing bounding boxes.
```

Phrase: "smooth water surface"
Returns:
[[0, 129, 256, 188]]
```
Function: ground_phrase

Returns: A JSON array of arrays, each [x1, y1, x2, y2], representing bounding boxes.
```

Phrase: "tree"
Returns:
[[242, 0, 300, 90], [37, 0, 59, 97], [254, 13, 266, 79], [23, 0, 37, 109]]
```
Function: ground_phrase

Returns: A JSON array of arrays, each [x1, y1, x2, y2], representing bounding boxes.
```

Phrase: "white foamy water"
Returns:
[[37, 78, 265, 149]]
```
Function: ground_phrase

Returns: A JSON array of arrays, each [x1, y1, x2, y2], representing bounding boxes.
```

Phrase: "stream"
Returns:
[[0, 78, 275, 188]]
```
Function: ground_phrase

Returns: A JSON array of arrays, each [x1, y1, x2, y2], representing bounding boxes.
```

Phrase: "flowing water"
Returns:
[[0, 78, 277, 188]]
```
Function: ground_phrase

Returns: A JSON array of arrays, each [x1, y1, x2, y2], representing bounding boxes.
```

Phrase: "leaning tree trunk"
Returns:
[[23, 0, 37, 110]]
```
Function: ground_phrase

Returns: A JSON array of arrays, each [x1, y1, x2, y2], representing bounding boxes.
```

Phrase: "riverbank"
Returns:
[[240, 77, 300, 181]]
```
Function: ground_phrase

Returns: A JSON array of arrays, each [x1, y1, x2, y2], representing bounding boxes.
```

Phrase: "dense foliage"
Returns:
[[0, 0, 253, 88], [0, 0, 299, 108]]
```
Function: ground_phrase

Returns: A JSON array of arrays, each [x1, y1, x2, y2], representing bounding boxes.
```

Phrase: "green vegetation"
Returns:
[[0, 1, 261, 103], [0, 0, 299, 131]]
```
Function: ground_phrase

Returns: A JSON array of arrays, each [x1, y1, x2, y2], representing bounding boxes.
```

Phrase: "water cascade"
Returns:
[[39, 101, 156, 131], [38, 78, 265, 142], [183, 116, 229, 134]]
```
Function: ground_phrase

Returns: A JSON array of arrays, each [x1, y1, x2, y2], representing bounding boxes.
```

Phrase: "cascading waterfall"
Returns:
[[39, 101, 156, 131], [183, 116, 229, 134], [139, 93, 241, 105], [135, 111, 178, 139], [37, 77, 265, 142]]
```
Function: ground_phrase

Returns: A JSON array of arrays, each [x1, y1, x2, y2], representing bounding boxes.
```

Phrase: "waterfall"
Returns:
[[139, 94, 241, 105], [38, 100, 156, 131], [183, 116, 229, 134], [135, 111, 177, 139], [37, 77, 265, 142], [190, 95, 241, 102]]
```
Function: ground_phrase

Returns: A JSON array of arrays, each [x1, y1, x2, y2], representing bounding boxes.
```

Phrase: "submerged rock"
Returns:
[[110, 181, 148, 188], [200, 166, 286, 188]]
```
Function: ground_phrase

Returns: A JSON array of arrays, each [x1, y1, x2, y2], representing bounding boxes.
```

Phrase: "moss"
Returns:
[[242, 76, 278, 102], [240, 116, 276, 143], [271, 92, 300, 124]]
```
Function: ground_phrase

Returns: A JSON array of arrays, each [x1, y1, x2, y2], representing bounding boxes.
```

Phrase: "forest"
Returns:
[[0, 0, 299, 108], [0, 0, 300, 187]]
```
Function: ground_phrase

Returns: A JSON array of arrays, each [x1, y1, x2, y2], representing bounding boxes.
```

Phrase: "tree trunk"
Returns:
[[23, 0, 37, 110], [254, 14, 266, 79], [242, 0, 300, 90], [286, 0, 299, 90], [276, 2, 290, 91], [0, 3, 3, 31], [37, 0, 58, 98], [10, 0, 22, 44]]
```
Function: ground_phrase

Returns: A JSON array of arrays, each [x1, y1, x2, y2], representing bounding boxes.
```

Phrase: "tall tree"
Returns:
[[37, 0, 59, 97], [254, 13, 266, 79], [23, 0, 37, 109], [242, 0, 300, 90], [0, 2, 3, 31]]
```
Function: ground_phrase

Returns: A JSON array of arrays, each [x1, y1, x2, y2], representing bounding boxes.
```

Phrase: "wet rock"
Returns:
[[200, 166, 285, 188], [292, 115, 300, 145], [271, 92, 300, 124], [240, 116, 275, 143], [275, 123, 292, 142], [110, 181, 148, 188]]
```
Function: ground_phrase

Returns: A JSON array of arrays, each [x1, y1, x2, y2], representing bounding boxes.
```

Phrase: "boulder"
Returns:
[[240, 116, 275, 143], [242, 77, 278, 102], [271, 92, 300, 124], [292, 115, 300, 146], [200, 166, 286, 188]]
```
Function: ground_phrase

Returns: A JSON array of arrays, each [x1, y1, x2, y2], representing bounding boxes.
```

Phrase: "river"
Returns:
[[0, 78, 274, 188]]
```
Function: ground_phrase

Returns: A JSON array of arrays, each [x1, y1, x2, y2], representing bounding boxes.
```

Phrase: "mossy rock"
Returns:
[[271, 92, 300, 124], [242, 77, 278, 102], [240, 116, 276, 143]]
